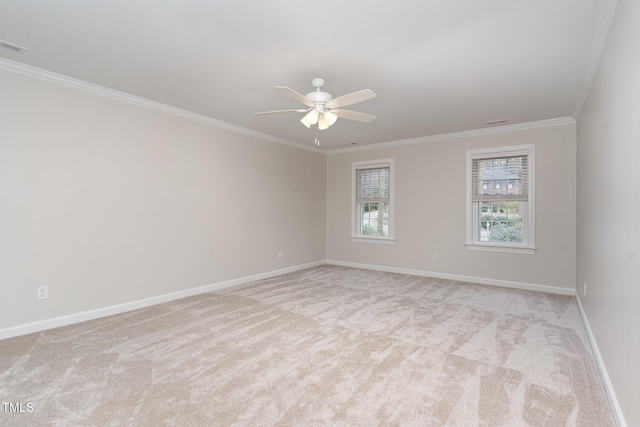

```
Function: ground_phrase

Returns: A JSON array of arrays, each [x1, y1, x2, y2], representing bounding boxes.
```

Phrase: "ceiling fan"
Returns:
[[254, 78, 377, 131]]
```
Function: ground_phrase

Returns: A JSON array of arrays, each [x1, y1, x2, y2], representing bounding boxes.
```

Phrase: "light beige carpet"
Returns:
[[1, 266, 614, 426]]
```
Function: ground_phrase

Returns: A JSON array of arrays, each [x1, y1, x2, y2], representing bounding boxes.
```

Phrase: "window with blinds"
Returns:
[[472, 155, 528, 202], [352, 160, 394, 241], [356, 167, 390, 204], [466, 145, 535, 252]]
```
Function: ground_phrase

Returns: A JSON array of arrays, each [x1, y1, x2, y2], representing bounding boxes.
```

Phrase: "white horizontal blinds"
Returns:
[[472, 155, 528, 202], [356, 166, 390, 204]]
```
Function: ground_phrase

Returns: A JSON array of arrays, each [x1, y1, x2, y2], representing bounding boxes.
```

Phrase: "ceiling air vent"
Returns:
[[0, 40, 28, 53], [484, 119, 509, 125]]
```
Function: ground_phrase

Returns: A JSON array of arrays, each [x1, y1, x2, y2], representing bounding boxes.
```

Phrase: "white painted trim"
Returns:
[[327, 117, 576, 155], [0, 57, 578, 156], [0, 58, 323, 154], [572, 0, 619, 119], [325, 259, 576, 296], [575, 295, 627, 427], [0, 260, 325, 341], [350, 237, 396, 244], [464, 244, 535, 255]]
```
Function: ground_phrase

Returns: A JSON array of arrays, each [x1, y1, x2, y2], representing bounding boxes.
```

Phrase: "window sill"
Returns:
[[465, 243, 536, 254], [351, 236, 396, 245]]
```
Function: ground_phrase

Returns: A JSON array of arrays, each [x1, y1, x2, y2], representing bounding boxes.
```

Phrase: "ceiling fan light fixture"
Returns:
[[301, 109, 321, 127], [317, 114, 330, 130], [300, 115, 312, 128], [324, 111, 338, 126], [305, 109, 319, 125]]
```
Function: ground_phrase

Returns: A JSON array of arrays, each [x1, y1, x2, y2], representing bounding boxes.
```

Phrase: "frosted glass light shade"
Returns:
[[318, 115, 330, 130], [324, 111, 337, 126]]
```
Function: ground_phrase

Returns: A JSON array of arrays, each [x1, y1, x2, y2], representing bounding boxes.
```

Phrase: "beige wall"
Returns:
[[326, 123, 577, 292], [0, 70, 326, 330], [577, 0, 639, 424]]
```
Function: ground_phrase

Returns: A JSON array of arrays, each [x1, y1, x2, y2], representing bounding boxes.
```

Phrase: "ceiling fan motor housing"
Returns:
[[305, 90, 332, 104], [306, 77, 332, 107]]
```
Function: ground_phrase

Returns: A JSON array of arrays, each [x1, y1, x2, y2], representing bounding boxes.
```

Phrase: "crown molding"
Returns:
[[0, 56, 581, 157], [572, 0, 619, 119], [326, 117, 576, 155], [0, 58, 324, 154]]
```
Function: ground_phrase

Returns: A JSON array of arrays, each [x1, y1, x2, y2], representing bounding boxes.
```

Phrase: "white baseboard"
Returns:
[[1, 259, 576, 341], [325, 259, 576, 296], [0, 260, 325, 341], [575, 295, 627, 427]]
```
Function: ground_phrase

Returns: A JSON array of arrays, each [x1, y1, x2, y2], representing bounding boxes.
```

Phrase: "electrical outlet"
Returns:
[[278, 251, 284, 259], [583, 282, 587, 296], [432, 253, 438, 261], [37, 285, 48, 300]]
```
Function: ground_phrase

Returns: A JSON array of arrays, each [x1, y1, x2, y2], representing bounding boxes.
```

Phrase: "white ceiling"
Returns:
[[0, 0, 609, 150]]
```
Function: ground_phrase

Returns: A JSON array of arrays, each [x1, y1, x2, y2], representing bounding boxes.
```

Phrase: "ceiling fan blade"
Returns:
[[254, 109, 309, 115], [326, 89, 377, 109], [275, 86, 314, 107], [333, 109, 376, 123]]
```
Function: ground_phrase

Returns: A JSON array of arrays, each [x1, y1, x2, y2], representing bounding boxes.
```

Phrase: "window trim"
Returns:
[[465, 144, 536, 254], [351, 159, 395, 243]]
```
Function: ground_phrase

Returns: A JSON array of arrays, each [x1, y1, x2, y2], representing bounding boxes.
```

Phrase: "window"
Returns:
[[466, 145, 535, 254], [352, 159, 394, 243]]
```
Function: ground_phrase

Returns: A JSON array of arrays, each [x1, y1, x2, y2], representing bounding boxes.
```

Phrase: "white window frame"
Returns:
[[465, 144, 535, 254], [351, 159, 395, 244]]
